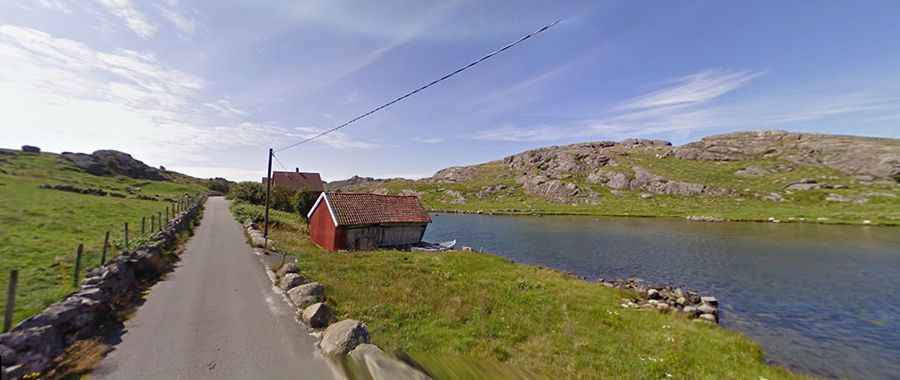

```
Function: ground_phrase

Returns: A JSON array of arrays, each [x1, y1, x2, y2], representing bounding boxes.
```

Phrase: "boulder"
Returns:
[[647, 289, 662, 300], [301, 303, 336, 328], [698, 304, 718, 315], [698, 313, 717, 323], [700, 296, 719, 306], [287, 282, 325, 308], [280, 273, 307, 290], [277, 262, 300, 278], [321, 319, 370, 356], [21, 145, 40, 153], [348, 344, 432, 380]]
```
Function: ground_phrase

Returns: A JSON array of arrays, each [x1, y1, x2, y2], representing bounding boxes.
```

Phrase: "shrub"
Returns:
[[229, 181, 265, 204]]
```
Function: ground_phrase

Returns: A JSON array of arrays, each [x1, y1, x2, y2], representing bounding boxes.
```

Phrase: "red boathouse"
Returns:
[[307, 192, 432, 251]]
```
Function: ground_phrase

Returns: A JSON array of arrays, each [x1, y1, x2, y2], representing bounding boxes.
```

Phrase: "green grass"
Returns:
[[233, 202, 803, 379], [349, 155, 900, 226], [0, 151, 207, 325]]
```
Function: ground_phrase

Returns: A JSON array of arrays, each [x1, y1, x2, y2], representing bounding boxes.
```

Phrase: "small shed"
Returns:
[[307, 192, 432, 251]]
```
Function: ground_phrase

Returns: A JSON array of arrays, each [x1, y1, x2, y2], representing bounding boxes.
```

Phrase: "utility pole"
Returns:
[[263, 148, 273, 250]]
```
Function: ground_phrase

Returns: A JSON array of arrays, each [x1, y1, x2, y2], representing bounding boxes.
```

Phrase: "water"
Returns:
[[424, 214, 900, 379]]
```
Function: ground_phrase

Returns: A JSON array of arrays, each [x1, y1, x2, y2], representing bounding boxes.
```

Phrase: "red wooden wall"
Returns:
[[308, 202, 344, 251]]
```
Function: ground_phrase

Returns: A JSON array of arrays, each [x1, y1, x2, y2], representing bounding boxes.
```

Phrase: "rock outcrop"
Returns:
[[674, 131, 900, 182], [61, 150, 167, 180]]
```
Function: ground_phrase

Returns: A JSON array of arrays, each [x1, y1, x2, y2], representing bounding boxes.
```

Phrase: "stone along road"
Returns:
[[92, 197, 335, 379]]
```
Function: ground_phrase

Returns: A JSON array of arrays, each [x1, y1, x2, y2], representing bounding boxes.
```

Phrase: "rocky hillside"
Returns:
[[337, 131, 900, 225]]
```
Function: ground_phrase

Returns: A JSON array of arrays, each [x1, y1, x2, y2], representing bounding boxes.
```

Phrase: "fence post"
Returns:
[[151, 214, 156, 233], [141, 216, 146, 235], [73, 244, 83, 288], [158, 212, 162, 231], [3, 269, 18, 333], [101, 231, 110, 265], [124, 222, 129, 250], [166, 206, 170, 221]]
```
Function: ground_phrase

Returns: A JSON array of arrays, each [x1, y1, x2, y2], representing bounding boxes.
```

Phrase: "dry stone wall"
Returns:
[[0, 197, 206, 380]]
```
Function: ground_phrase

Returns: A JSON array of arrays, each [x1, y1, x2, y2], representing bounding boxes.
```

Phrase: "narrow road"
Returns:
[[93, 197, 335, 379]]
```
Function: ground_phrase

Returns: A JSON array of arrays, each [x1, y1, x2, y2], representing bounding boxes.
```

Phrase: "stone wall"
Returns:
[[0, 197, 206, 380]]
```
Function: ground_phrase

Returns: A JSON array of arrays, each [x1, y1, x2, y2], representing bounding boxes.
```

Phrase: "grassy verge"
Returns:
[[231, 202, 803, 379], [0, 151, 206, 325]]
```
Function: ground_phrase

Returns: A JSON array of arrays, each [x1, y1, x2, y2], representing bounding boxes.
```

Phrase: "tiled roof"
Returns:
[[265, 171, 325, 192], [325, 192, 431, 226]]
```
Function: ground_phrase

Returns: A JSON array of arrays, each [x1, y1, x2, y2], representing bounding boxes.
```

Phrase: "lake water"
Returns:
[[424, 214, 900, 379]]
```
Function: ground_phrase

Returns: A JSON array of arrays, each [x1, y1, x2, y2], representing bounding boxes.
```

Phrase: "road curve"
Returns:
[[93, 197, 335, 380]]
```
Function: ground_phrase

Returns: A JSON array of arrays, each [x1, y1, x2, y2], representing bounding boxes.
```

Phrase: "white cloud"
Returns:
[[0, 25, 354, 179], [290, 127, 381, 149], [94, 0, 157, 38], [412, 137, 444, 144], [617, 69, 764, 111], [155, 2, 197, 36], [34, 0, 72, 13], [473, 69, 762, 142]]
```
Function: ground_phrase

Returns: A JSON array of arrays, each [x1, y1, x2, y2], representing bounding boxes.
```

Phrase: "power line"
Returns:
[[275, 18, 562, 153], [271, 152, 289, 171]]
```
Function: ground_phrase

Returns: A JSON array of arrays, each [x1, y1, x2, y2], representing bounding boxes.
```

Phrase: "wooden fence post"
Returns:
[[73, 244, 83, 288], [124, 222, 129, 250], [151, 214, 156, 232], [101, 231, 110, 265], [3, 269, 18, 333], [141, 216, 146, 235], [166, 206, 170, 221], [158, 212, 162, 231]]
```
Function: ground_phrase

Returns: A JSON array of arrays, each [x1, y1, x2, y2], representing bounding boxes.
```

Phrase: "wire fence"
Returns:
[[1, 194, 204, 332]]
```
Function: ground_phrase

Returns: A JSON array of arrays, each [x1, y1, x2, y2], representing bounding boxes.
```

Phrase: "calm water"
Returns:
[[424, 214, 900, 379]]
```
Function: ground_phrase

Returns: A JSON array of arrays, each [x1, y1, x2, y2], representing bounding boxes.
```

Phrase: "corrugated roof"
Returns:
[[325, 192, 431, 226], [264, 171, 325, 192]]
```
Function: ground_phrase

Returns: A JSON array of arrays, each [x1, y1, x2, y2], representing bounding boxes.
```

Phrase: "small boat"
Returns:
[[410, 239, 457, 252]]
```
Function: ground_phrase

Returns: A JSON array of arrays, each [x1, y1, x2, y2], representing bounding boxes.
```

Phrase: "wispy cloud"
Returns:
[[617, 69, 764, 111], [154, 1, 197, 37], [94, 0, 157, 38], [0, 25, 372, 171], [412, 137, 444, 144], [473, 69, 763, 142]]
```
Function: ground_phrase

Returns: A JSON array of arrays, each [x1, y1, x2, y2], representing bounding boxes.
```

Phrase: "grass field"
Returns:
[[0, 151, 207, 325], [231, 202, 804, 379], [347, 153, 900, 226]]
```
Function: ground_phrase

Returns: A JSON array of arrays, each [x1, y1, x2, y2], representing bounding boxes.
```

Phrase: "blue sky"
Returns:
[[1, 1, 899, 181]]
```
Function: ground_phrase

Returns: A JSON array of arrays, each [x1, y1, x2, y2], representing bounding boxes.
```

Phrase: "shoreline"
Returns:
[[428, 207, 900, 227]]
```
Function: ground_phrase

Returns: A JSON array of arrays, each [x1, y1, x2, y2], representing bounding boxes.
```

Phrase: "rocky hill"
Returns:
[[337, 131, 900, 225]]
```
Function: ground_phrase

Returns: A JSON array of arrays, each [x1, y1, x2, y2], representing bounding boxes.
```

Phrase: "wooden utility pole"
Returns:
[[263, 148, 273, 250]]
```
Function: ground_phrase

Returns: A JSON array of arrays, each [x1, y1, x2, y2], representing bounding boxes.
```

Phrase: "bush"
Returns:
[[229, 181, 265, 204], [292, 191, 319, 219], [208, 177, 231, 194]]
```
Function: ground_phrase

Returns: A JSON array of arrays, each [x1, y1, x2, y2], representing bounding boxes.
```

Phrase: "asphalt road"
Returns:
[[93, 197, 335, 380]]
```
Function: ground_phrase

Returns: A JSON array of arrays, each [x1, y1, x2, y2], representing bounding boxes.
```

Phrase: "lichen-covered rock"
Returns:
[[321, 319, 370, 356], [301, 302, 336, 328], [287, 282, 325, 308], [277, 262, 299, 278], [280, 273, 307, 290]]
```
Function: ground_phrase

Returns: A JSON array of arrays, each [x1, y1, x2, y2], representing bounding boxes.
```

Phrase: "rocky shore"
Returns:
[[599, 278, 720, 323]]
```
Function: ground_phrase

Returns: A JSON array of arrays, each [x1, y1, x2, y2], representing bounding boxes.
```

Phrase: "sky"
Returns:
[[1, 1, 900, 181]]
